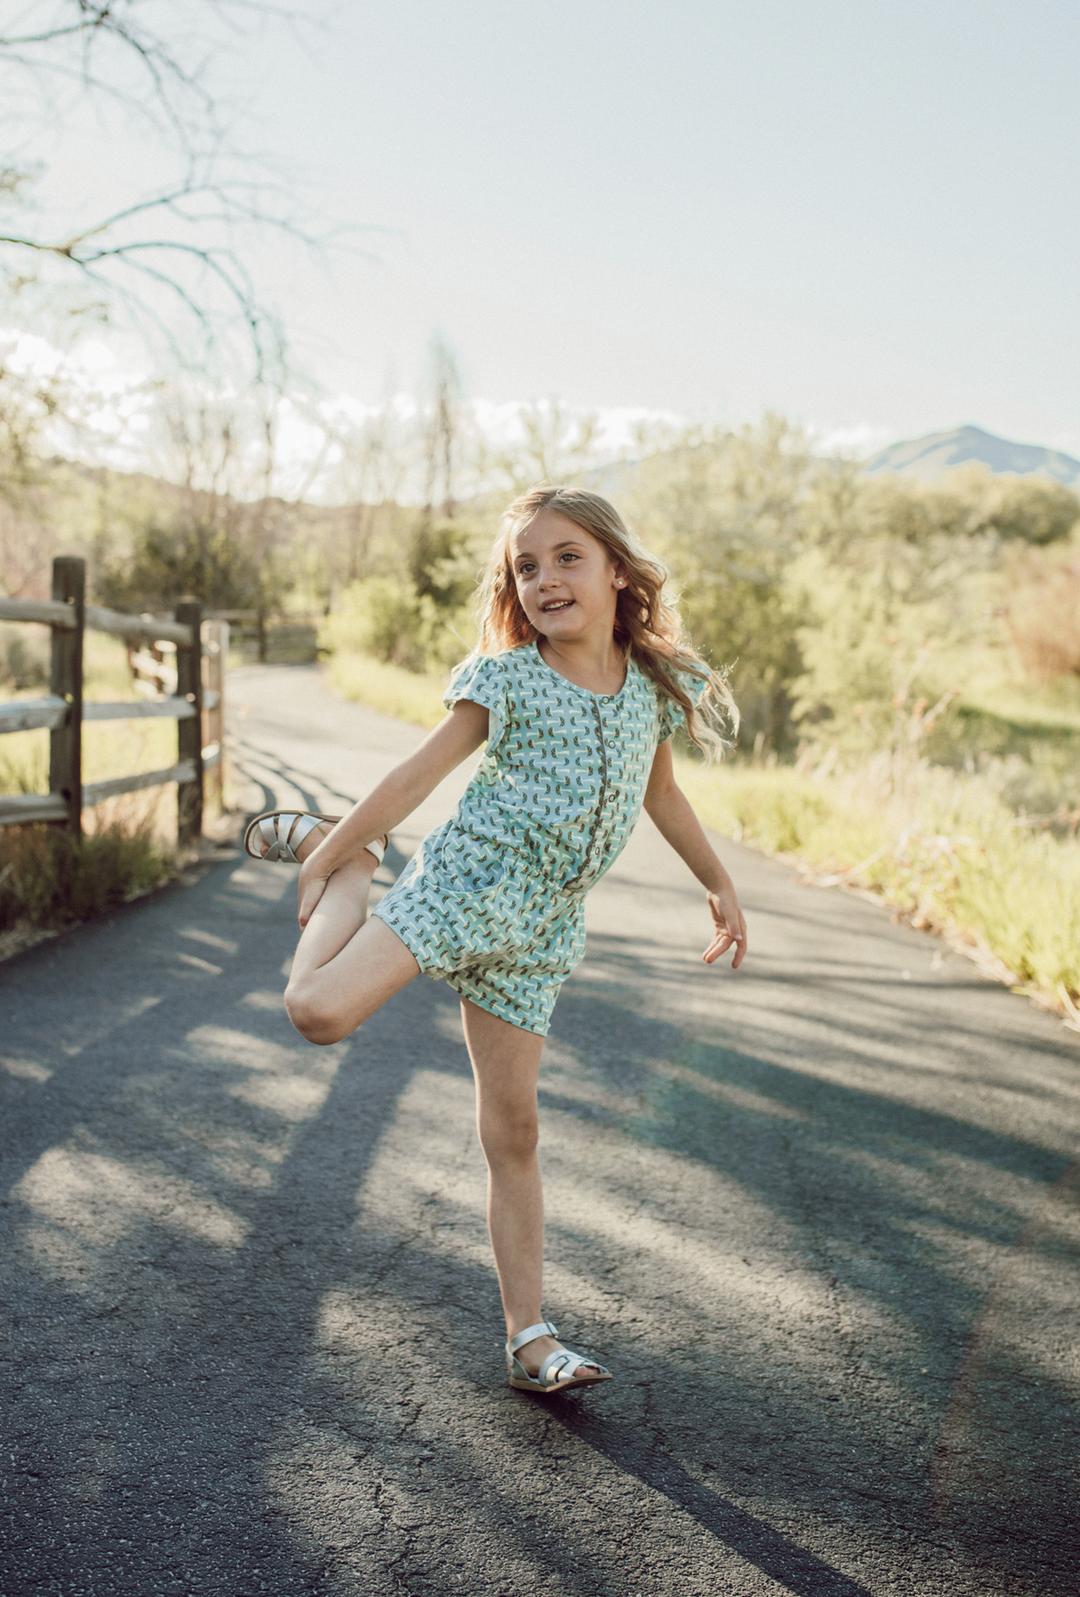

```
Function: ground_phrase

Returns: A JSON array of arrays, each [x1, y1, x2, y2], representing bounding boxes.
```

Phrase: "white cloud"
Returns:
[[809, 422, 895, 459]]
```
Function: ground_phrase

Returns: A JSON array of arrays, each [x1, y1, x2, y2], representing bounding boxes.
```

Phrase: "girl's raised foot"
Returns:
[[506, 1321, 612, 1394], [243, 811, 387, 867]]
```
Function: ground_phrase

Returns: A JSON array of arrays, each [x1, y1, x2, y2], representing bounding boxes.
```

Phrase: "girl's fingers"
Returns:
[[702, 924, 747, 967], [298, 876, 328, 928]]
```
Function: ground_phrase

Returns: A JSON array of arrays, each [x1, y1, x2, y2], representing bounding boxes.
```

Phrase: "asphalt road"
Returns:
[[2, 663, 1079, 1597]]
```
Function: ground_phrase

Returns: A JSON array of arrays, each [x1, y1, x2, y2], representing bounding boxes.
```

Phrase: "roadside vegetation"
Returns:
[[676, 752, 1080, 1020], [0, 806, 174, 945]]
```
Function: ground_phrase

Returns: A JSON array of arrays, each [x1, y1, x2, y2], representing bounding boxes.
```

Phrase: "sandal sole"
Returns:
[[508, 1371, 612, 1393]]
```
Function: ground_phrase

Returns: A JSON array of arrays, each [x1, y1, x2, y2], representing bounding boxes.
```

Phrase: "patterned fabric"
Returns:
[[373, 642, 701, 1034]]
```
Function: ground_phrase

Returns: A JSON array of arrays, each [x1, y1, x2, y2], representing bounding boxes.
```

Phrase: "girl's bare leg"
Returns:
[[276, 825, 420, 1045], [460, 998, 604, 1381]]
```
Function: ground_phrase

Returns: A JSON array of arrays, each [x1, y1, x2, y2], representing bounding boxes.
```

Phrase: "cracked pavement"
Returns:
[[2, 663, 1079, 1596]]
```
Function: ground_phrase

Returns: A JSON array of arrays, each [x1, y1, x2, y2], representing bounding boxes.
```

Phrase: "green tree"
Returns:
[[627, 414, 811, 750]]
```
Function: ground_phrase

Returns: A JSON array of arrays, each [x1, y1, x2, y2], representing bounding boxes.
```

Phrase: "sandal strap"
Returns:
[[537, 1349, 602, 1388], [248, 811, 334, 864], [506, 1320, 558, 1357], [273, 812, 325, 863], [261, 812, 299, 862]]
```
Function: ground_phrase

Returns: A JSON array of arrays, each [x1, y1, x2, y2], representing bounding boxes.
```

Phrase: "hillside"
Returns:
[[864, 424, 1080, 485]]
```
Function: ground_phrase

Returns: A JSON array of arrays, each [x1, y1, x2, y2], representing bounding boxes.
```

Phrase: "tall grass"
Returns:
[[327, 650, 450, 729], [676, 752, 1080, 1013], [0, 810, 175, 935]]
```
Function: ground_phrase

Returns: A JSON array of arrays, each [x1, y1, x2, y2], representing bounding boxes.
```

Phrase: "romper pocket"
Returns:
[[434, 827, 511, 899]]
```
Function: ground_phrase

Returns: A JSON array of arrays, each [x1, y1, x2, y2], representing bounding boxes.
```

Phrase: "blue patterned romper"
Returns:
[[372, 642, 694, 1035]]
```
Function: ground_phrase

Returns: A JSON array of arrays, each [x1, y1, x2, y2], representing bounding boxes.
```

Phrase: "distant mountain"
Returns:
[[864, 425, 1080, 486]]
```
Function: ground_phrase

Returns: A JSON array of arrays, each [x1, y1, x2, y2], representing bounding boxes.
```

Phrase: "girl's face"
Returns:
[[509, 510, 625, 644]]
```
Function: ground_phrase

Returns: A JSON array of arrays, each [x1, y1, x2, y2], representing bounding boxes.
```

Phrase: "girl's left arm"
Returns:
[[642, 738, 747, 968]]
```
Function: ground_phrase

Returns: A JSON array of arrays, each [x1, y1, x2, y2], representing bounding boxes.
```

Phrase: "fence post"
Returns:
[[175, 599, 203, 845], [48, 556, 85, 837], [204, 619, 228, 809]]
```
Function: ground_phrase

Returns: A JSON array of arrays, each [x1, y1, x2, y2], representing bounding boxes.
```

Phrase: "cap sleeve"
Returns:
[[444, 652, 508, 751], [657, 671, 708, 742]]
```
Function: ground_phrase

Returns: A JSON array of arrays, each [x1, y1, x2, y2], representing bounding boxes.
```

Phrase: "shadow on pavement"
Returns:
[[2, 846, 1079, 1594]]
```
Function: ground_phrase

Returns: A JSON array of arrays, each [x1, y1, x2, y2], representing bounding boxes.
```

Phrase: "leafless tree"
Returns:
[[421, 340, 463, 523], [0, 1, 329, 382], [478, 398, 605, 495]]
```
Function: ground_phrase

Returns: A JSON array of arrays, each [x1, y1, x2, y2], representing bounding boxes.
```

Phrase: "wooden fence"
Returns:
[[211, 609, 321, 664], [0, 557, 226, 843]]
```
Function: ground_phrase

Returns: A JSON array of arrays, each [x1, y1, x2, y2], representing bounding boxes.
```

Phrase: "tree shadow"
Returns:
[[3, 851, 1079, 1593]]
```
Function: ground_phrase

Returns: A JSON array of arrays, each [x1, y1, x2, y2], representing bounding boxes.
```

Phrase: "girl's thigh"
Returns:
[[287, 916, 421, 1041], [460, 999, 546, 1126]]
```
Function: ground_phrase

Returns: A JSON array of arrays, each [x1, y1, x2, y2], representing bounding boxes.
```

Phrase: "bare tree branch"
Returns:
[[0, 2, 333, 381]]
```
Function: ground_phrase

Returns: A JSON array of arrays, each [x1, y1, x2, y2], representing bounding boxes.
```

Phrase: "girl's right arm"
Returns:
[[296, 699, 490, 925]]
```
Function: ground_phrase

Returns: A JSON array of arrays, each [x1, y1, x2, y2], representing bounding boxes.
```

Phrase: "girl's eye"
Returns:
[[558, 552, 579, 564]]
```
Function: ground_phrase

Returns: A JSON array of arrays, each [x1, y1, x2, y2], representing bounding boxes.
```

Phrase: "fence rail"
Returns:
[[0, 558, 226, 840], [0, 596, 193, 647]]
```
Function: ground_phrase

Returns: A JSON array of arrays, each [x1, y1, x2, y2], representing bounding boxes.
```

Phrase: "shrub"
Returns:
[[1005, 543, 1080, 682], [0, 622, 50, 691], [321, 576, 475, 674], [0, 817, 174, 933]]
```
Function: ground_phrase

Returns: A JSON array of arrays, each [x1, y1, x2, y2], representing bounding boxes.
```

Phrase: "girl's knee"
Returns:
[[479, 1107, 539, 1165], [285, 979, 347, 1046]]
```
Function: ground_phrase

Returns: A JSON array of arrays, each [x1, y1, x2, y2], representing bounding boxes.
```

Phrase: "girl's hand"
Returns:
[[298, 858, 331, 928], [703, 885, 747, 968]]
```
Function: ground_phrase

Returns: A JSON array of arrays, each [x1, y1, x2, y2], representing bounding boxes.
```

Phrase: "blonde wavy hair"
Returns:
[[475, 484, 737, 757]]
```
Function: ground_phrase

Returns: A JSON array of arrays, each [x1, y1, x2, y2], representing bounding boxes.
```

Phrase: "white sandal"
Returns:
[[506, 1321, 612, 1394], [243, 810, 387, 866]]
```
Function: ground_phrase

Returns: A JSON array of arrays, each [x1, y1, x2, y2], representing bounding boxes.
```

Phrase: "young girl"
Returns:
[[245, 485, 747, 1395]]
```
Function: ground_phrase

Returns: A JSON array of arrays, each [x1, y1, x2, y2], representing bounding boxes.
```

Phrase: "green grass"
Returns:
[[677, 753, 1080, 1013], [0, 811, 175, 934], [326, 651, 451, 729]]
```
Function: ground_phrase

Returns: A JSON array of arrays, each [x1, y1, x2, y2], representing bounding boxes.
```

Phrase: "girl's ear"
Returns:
[[612, 562, 628, 589]]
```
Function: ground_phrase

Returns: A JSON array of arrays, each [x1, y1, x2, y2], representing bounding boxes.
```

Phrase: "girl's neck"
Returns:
[[536, 632, 627, 696]]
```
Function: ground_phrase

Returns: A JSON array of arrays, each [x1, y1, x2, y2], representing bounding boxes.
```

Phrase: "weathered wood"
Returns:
[[83, 699, 198, 722], [48, 558, 84, 836], [174, 600, 203, 843], [203, 620, 228, 807], [0, 793, 69, 826], [1, 575, 222, 838], [128, 650, 179, 691], [0, 696, 69, 733], [82, 761, 197, 807], [0, 597, 77, 629], [0, 596, 194, 645], [84, 606, 192, 646]]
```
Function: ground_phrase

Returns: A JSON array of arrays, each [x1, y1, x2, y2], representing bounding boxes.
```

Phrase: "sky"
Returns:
[[8, 0, 1080, 456]]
